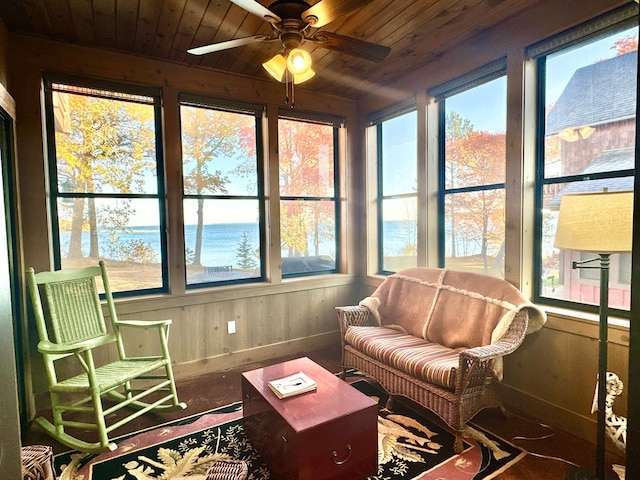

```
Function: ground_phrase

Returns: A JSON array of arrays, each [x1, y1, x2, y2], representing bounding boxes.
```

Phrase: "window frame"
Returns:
[[373, 106, 418, 275], [277, 109, 343, 279], [43, 73, 168, 297], [530, 8, 637, 317], [432, 61, 508, 273], [179, 94, 267, 289]]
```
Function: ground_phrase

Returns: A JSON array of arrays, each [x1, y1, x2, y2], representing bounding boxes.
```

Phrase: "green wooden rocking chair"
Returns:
[[26, 261, 187, 453]]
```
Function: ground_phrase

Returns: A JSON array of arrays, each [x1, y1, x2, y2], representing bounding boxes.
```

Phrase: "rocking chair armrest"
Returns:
[[38, 334, 116, 354], [115, 319, 173, 329]]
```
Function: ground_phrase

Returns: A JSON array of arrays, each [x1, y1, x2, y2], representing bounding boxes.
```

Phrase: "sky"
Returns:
[[447, 26, 638, 133]]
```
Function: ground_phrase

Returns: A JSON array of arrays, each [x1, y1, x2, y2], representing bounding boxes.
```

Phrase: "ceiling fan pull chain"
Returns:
[[285, 70, 291, 105], [285, 69, 295, 108], [290, 78, 295, 108]]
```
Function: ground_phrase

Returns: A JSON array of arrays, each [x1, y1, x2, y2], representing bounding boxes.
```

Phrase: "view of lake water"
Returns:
[[60, 221, 417, 267]]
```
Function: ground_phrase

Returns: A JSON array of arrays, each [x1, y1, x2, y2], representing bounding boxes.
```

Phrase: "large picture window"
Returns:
[[376, 109, 417, 273], [437, 69, 507, 277], [534, 20, 637, 313], [45, 77, 166, 294], [180, 97, 265, 286], [278, 113, 341, 277]]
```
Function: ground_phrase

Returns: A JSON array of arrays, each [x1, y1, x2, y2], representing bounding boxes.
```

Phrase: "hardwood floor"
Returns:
[[22, 344, 625, 479]]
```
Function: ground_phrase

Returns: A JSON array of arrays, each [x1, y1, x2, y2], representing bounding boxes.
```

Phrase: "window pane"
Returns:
[[539, 178, 633, 310], [184, 199, 261, 284], [279, 119, 335, 198], [619, 253, 632, 285], [181, 106, 258, 196], [278, 115, 338, 278], [50, 83, 164, 294], [442, 75, 506, 277], [181, 103, 263, 286], [444, 77, 506, 189], [378, 109, 417, 273], [57, 198, 163, 290], [539, 25, 637, 311], [54, 91, 158, 195], [381, 111, 417, 196], [443, 189, 505, 275], [544, 29, 637, 179], [381, 197, 417, 272], [280, 200, 336, 275]]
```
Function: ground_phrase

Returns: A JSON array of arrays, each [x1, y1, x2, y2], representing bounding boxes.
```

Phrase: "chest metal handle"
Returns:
[[332, 444, 352, 465]]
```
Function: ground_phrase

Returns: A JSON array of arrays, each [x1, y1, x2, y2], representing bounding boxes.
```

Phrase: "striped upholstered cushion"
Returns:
[[344, 326, 462, 389]]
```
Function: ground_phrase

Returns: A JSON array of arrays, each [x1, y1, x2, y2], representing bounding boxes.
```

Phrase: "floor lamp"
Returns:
[[554, 190, 634, 480]]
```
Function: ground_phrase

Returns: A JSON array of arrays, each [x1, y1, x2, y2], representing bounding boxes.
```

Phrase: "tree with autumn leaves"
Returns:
[[278, 119, 335, 257], [55, 92, 156, 262], [445, 111, 505, 273], [181, 106, 255, 266]]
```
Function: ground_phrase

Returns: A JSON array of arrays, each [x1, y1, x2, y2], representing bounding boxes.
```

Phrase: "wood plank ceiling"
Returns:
[[1, 0, 543, 98]]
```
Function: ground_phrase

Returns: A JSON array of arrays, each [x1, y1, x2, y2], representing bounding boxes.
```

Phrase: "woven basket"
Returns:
[[205, 460, 249, 480], [21, 445, 54, 480]]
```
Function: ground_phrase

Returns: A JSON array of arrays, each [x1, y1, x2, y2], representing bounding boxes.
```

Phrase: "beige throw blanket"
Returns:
[[359, 268, 547, 379]]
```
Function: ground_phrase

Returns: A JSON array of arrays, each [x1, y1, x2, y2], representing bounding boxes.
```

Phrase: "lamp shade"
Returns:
[[293, 68, 315, 84], [286, 48, 312, 75], [262, 54, 287, 82], [554, 190, 633, 253]]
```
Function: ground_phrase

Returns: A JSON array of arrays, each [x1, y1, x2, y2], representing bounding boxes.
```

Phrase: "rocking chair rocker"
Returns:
[[26, 261, 187, 453]]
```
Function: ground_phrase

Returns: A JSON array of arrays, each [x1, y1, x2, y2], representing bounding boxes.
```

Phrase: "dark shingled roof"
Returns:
[[546, 51, 637, 135], [548, 147, 634, 209]]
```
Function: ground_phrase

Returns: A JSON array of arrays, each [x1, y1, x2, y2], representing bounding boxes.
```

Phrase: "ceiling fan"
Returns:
[[188, 0, 391, 85]]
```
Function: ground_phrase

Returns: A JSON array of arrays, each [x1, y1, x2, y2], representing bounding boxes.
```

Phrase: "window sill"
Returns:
[[112, 273, 359, 315], [541, 305, 629, 347]]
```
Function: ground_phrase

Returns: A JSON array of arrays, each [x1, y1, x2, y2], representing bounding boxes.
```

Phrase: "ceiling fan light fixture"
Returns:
[[558, 128, 580, 142], [293, 68, 315, 84], [262, 54, 288, 82], [287, 48, 312, 75], [579, 125, 595, 139]]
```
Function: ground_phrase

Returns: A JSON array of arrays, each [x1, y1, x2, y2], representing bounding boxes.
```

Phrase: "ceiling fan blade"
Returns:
[[188, 35, 268, 55], [310, 32, 390, 62], [230, 0, 281, 23], [302, 0, 368, 28]]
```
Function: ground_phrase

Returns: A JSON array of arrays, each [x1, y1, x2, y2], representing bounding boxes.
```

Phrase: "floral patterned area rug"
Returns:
[[54, 379, 525, 480]]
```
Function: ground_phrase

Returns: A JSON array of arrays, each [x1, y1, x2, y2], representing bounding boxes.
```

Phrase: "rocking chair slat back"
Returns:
[[43, 277, 107, 344]]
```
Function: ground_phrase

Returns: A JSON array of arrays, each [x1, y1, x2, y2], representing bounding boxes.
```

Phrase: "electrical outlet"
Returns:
[[227, 320, 236, 335]]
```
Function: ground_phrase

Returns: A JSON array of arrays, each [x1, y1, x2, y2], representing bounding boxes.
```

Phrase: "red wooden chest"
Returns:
[[242, 357, 378, 480]]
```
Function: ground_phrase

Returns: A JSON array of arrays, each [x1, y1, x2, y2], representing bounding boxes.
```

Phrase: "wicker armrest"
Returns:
[[335, 305, 374, 337], [460, 343, 510, 369], [461, 310, 530, 364], [21, 445, 54, 480]]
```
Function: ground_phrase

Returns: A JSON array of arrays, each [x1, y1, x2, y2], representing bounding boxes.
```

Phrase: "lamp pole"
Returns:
[[595, 254, 610, 480], [565, 254, 614, 480]]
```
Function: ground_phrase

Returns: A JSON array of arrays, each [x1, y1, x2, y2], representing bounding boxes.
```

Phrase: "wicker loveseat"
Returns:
[[336, 267, 546, 452]]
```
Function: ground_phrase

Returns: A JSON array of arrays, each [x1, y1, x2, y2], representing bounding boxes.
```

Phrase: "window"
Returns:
[[376, 109, 418, 273], [435, 64, 507, 277], [180, 96, 265, 286], [278, 112, 341, 277], [44, 77, 166, 294], [534, 14, 637, 313]]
